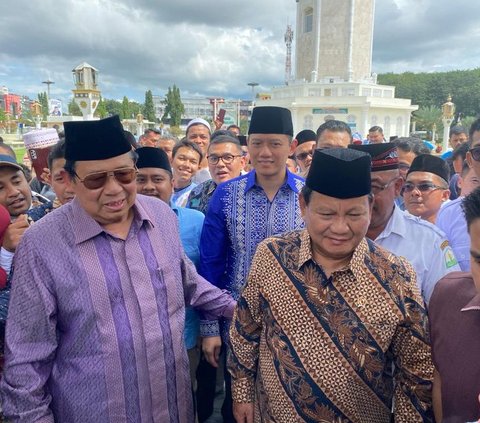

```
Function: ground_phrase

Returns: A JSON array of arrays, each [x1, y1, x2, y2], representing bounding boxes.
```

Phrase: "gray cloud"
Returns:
[[0, 0, 478, 105]]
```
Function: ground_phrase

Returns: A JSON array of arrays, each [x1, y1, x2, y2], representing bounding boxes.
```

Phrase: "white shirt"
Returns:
[[375, 206, 461, 305]]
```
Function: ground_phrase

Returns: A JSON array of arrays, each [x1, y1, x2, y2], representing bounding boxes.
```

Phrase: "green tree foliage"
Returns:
[[143, 90, 156, 122], [121, 96, 130, 120], [94, 97, 108, 118], [162, 85, 184, 127], [0, 108, 7, 122], [68, 99, 82, 116], [378, 68, 480, 118], [37, 92, 49, 120], [413, 106, 442, 131], [104, 99, 123, 117]]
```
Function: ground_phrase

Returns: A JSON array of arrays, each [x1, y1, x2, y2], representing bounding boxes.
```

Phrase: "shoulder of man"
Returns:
[[429, 271, 474, 315], [436, 196, 463, 220], [401, 210, 450, 240]]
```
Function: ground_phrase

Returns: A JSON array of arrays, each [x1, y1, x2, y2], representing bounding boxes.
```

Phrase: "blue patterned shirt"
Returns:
[[199, 170, 304, 336]]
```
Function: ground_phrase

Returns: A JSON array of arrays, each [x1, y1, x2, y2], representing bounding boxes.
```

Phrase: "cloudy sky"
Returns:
[[1, 0, 479, 105]]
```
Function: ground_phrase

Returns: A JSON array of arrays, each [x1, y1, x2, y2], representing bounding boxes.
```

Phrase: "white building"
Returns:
[[257, 0, 417, 139]]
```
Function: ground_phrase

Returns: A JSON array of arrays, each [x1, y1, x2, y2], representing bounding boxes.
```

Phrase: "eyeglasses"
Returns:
[[75, 167, 137, 190], [371, 177, 398, 195], [403, 182, 446, 193], [207, 154, 242, 165], [296, 150, 314, 161], [469, 146, 480, 161]]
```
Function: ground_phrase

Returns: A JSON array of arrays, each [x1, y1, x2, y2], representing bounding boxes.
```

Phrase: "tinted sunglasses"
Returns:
[[469, 146, 480, 161], [76, 167, 137, 190], [296, 150, 314, 161], [403, 182, 445, 193]]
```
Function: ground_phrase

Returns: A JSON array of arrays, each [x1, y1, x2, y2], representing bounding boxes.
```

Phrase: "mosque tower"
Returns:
[[295, 0, 375, 83]]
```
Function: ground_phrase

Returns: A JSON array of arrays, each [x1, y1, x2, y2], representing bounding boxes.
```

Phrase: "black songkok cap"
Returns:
[[238, 135, 248, 147], [295, 129, 316, 145], [248, 106, 293, 136], [306, 148, 371, 199], [64, 115, 131, 161], [407, 154, 450, 183], [136, 147, 172, 173], [349, 143, 399, 172]]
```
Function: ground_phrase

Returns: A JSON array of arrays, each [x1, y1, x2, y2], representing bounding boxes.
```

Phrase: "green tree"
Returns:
[[68, 99, 82, 116], [37, 92, 49, 120], [143, 90, 156, 122], [413, 106, 443, 133], [95, 97, 108, 118], [0, 108, 6, 123], [103, 99, 123, 117], [121, 96, 130, 120], [162, 85, 184, 127]]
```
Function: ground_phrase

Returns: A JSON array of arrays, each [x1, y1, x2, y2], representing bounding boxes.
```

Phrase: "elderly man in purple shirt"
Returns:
[[0, 116, 235, 423]]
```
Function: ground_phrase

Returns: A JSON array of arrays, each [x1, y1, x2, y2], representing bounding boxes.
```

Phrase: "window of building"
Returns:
[[304, 9, 313, 33]]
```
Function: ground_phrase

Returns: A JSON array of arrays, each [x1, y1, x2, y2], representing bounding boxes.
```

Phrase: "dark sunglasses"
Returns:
[[76, 167, 137, 190], [469, 146, 480, 161], [403, 182, 445, 193]]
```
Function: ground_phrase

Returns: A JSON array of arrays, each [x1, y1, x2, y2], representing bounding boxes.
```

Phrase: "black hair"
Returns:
[[144, 128, 161, 135], [462, 187, 480, 231], [172, 139, 204, 162], [211, 129, 238, 141], [208, 135, 242, 154], [124, 130, 137, 149], [47, 139, 66, 170], [449, 125, 468, 138], [316, 120, 352, 142], [469, 118, 480, 142], [394, 137, 431, 156], [369, 126, 384, 134], [452, 141, 471, 161]]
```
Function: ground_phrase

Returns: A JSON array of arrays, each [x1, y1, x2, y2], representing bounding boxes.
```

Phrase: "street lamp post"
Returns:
[[441, 95, 455, 153], [42, 79, 55, 103], [247, 82, 259, 106]]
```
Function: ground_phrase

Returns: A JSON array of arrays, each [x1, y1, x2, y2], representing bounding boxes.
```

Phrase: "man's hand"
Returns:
[[40, 167, 51, 185], [3, 215, 29, 252], [202, 336, 222, 368], [233, 402, 254, 423]]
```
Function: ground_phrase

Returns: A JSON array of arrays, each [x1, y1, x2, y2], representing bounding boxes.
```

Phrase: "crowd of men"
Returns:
[[0, 108, 477, 422]]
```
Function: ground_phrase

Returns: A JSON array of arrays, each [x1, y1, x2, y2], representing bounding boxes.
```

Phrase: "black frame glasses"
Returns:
[[469, 146, 480, 162], [207, 154, 242, 165]]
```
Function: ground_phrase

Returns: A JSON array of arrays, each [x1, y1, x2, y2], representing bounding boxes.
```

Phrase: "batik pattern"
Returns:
[[229, 230, 434, 423]]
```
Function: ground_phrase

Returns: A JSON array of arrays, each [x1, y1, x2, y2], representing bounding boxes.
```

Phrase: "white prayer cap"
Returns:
[[186, 118, 211, 133]]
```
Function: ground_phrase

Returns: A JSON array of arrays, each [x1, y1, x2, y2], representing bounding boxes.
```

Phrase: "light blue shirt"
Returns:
[[172, 204, 205, 349], [375, 206, 461, 305], [436, 197, 470, 271]]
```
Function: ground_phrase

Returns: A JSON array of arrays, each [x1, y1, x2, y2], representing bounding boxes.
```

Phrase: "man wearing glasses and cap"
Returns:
[[0, 116, 235, 423], [293, 129, 316, 175], [403, 154, 451, 224], [350, 143, 460, 305]]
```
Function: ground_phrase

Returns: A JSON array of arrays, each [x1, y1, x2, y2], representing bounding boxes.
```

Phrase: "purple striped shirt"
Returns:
[[0, 194, 235, 423]]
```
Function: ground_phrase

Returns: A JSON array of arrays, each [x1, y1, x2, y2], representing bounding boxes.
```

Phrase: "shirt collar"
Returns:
[[71, 196, 154, 244], [461, 292, 480, 312], [377, 205, 407, 240], [296, 229, 369, 279], [244, 169, 301, 194]]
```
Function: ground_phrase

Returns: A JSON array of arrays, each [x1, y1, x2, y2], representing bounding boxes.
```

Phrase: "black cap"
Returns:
[[349, 143, 398, 171], [64, 115, 131, 161], [136, 147, 172, 173], [407, 154, 450, 183], [0, 154, 23, 171], [295, 129, 316, 145], [248, 106, 293, 136], [238, 135, 248, 147], [306, 148, 371, 199]]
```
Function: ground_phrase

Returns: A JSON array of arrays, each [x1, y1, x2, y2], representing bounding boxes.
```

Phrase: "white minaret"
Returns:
[[72, 62, 101, 120], [295, 0, 375, 83]]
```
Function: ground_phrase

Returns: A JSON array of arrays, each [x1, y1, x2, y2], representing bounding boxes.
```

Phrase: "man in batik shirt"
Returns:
[[229, 148, 434, 423]]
